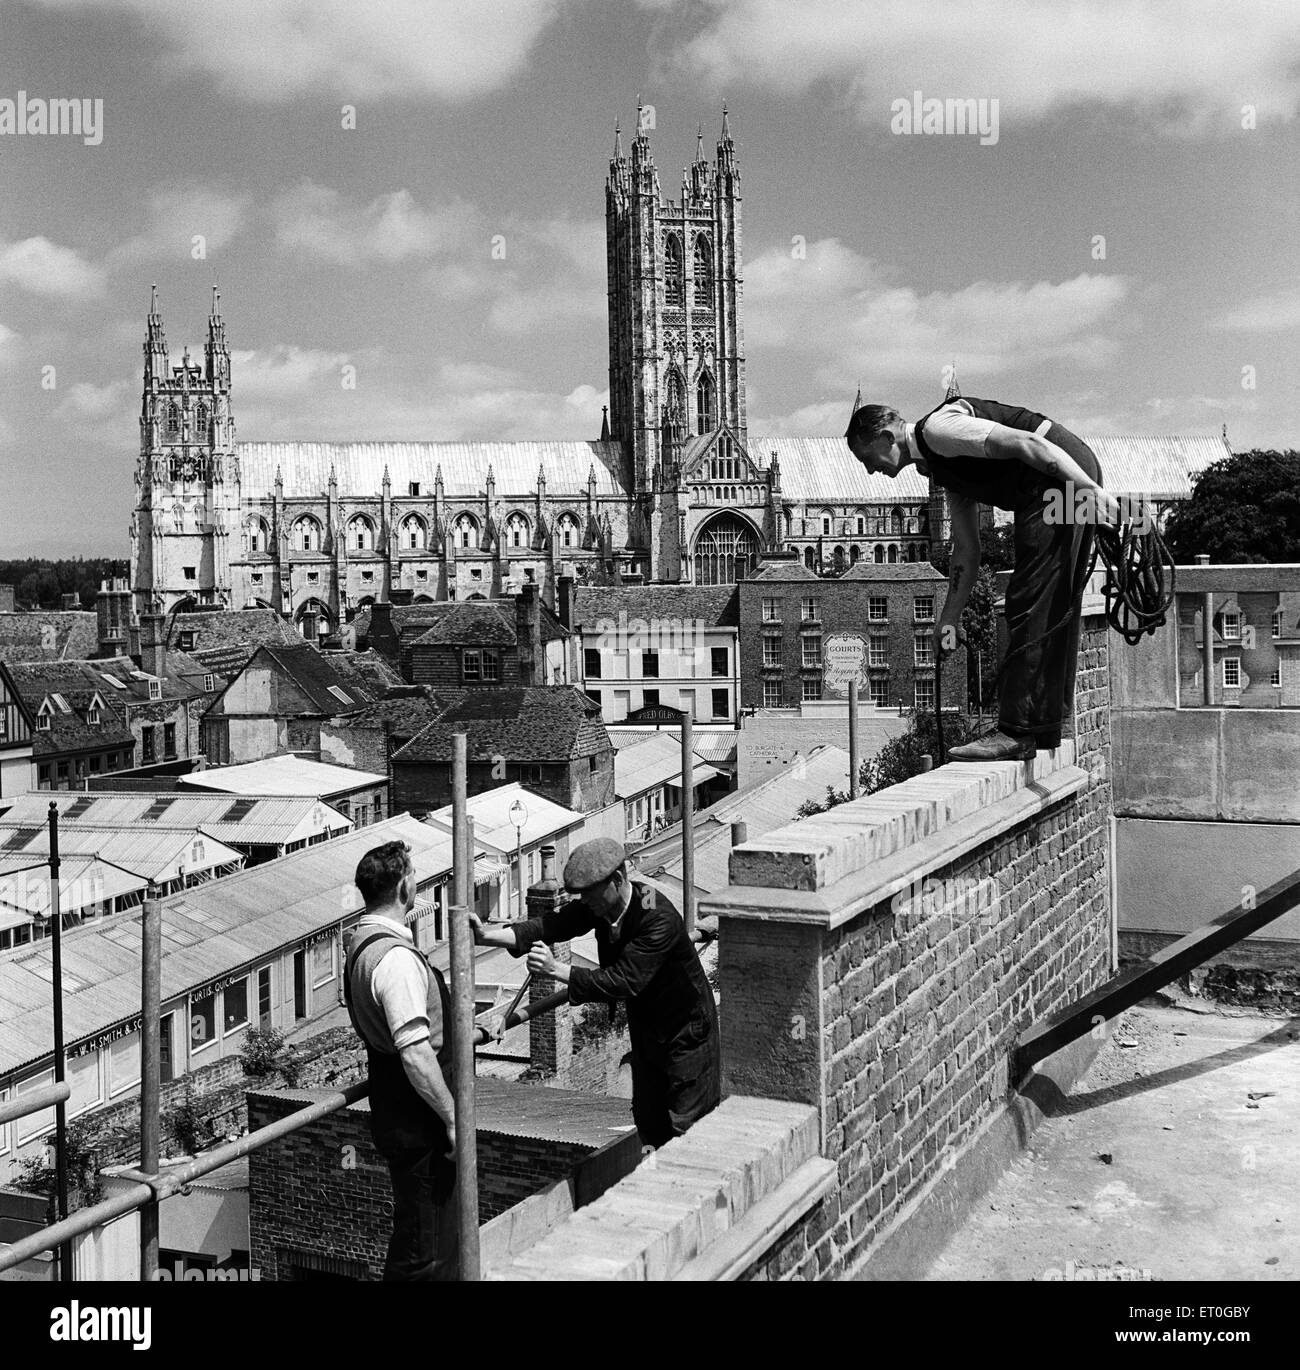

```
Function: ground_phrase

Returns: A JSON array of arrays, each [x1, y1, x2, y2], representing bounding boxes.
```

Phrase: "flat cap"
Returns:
[[563, 837, 626, 893]]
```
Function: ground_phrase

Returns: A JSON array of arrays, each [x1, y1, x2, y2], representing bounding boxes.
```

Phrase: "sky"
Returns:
[[1, 0, 1297, 557]]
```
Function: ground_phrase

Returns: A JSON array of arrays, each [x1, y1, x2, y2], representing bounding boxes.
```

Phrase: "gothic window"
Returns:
[[292, 515, 322, 552], [665, 235, 683, 307], [804, 547, 816, 571], [506, 513, 530, 549], [245, 515, 269, 554], [347, 515, 375, 551], [167, 403, 180, 435], [833, 546, 846, 574], [400, 514, 426, 550], [696, 371, 715, 436], [850, 545, 861, 564], [874, 545, 885, 564], [692, 513, 757, 586], [454, 513, 479, 549], [171, 503, 184, 533], [891, 506, 904, 536], [888, 544, 898, 563], [196, 402, 208, 434], [693, 236, 713, 306], [556, 513, 580, 549]]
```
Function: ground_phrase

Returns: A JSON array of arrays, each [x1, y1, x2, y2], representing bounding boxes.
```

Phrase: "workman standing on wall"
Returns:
[[846, 395, 1120, 760]]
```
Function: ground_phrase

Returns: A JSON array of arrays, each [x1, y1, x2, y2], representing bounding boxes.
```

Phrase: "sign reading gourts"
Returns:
[[822, 633, 869, 698]]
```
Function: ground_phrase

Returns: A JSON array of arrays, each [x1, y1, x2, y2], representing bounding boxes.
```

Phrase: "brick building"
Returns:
[[737, 553, 968, 713], [390, 687, 614, 815], [319, 686, 443, 780], [201, 643, 400, 765]]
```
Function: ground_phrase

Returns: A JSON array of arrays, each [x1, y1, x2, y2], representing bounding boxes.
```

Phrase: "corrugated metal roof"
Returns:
[[614, 732, 718, 799], [0, 854, 145, 916], [635, 745, 855, 895], [690, 732, 739, 765], [236, 441, 630, 500], [179, 755, 385, 797], [1085, 434, 1230, 500], [0, 814, 452, 1077], [0, 827, 243, 881], [0, 791, 351, 848], [753, 438, 931, 503]]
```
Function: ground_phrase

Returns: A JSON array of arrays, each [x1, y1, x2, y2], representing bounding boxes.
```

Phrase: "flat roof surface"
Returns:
[[178, 755, 385, 797]]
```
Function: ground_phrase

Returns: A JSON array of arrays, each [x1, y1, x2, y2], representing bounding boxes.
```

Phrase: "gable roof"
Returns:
[[168, 609, 307, 676], [744, 558, 819, 582], [0, 611, 99, 667], [231, 644, 399, 715], [393, 687, 611, 765], [571, 584, 740, 630], [324, 686, 446, 739], [839, 561, 947, 582], [357, 598, 569, 651]]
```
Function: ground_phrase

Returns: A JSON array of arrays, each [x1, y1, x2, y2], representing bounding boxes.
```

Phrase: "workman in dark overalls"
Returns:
[[847, 396, 1119, 759], [473, 836, 720, 1147], [344, 839, 458, 1280]]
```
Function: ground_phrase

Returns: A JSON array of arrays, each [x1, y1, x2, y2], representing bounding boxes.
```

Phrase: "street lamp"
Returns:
[[508, 798, 528, 922]]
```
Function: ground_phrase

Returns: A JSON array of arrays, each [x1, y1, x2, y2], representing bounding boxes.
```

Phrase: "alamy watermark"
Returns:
[[593, 613, 706, 657], [1043, 480, 1154, 532], [0, 92, 103, 146], [890, 91, 999, 146]]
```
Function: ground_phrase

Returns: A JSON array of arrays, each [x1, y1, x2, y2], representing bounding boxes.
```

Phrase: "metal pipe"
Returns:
[[448, 901, 480, 1281], [680, 712, 695, 940], [471, 987, 568, 1046], [139, 888, 162, 1282], [47, 802, 71, 1282], [848, 679, 860, 798], [0, 1082, 69, 1127], [0, 1082, 371, 1273], [1202, 589, 1214, 705], [452, 732, 469, 909], [934, 650, 946, 767]]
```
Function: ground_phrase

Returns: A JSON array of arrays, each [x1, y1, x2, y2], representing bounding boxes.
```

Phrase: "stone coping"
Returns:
[[702, 740, 1091, 931], [485, 1096, 821, 1281]]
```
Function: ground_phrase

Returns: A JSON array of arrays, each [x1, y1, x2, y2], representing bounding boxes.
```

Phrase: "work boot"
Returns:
[[947, 730, 1037, 762]]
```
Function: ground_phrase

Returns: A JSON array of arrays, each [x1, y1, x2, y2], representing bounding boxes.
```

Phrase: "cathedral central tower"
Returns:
[[605, 105, 746, 513]]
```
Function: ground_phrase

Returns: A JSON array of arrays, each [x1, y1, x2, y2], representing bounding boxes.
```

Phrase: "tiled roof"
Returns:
[[325, 686, 446, 739], [356, 598, 569, 649], [393, 687, 611, 764], [745, 558, 819, 582], [571, 584, 740, 630], [3, 659, 155, 757], [244, 645, 399, 715], [0, 815, 449, 1076], [236, 440, 630, 500], [172, 609, 307, 677], [839, 562, 947, 582], [0, 612, 100, 667], [411, 602, 518, 648]]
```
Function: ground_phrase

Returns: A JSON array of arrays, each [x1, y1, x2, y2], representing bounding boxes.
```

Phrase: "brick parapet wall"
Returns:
[[246, 1086, 641, 1281], [704, 613, 1112, 1280]]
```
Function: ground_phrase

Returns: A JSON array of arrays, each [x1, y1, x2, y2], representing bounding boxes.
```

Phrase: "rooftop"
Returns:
[[614, 730, 720, 800], [0, 814, 448, 1077], [570, 584, 740, 630], [177, 754, 386, 798], [838, 561, 948, 582], [425, 781, 586, 850], [393, 687, 611, 764], [167, 609, 307, 677], [0, 611, 99, 667], [407, 599, 568, 649]]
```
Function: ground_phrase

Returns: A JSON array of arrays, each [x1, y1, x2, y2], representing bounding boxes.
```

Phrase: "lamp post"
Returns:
[[508, 798, 528, 922]]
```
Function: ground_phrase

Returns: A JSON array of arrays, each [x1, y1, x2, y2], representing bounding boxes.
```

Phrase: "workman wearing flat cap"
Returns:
[[472, 836, 720, 1148]]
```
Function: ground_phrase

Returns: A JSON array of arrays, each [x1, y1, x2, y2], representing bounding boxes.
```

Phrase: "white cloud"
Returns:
[[109, 184, 251, 266], [228, 344, 367, 403], [745, 236, 1130, 390], [1211, 284, 1300, 333], [54, 379, 135, 424], [30, 0, 571, 102], [0, 237, 107, 299], [657, 0, 1300, 130], [271, 184, 483, 266]]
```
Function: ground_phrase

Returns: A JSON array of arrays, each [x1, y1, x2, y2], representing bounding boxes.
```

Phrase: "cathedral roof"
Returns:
[[1078, 434, 1230, 501], [749, 438, 931, 504], [236, 441, 630, 501]]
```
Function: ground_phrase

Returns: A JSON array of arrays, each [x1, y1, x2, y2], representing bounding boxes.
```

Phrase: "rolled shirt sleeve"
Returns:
[[923, 401, 998, 459], [371, 946, 436, 1052]]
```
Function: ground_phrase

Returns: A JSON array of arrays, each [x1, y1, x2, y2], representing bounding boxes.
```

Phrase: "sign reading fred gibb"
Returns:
[[822, 633, 869, 697]]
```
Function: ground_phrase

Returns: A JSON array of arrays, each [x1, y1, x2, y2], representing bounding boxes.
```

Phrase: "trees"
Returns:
[[1163, 450, 1300, 564], [0, 558, 123, 610]]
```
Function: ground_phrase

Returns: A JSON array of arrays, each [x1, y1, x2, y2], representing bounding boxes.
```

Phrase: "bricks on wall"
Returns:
[[705, 614, 1113, 1280]]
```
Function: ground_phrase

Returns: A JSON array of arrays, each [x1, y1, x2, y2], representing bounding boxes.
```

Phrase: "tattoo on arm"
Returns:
[[950, 564, 964, 597]]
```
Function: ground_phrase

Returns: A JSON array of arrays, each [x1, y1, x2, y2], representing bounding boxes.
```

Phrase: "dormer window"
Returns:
[[203, 673, 216, 693], [178, 630, 195, 651], [148, 679, 162, 702], [36, 701, 53, 731]]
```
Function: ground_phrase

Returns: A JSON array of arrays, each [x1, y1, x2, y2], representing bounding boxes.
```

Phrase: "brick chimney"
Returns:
[[557, 574, 576, 631], [139, 599, 167, 678], [516, 584, 543, 687], [370, 601, 397, 658], [526, 845, 572, 1080], [95, 577, 131, 660]]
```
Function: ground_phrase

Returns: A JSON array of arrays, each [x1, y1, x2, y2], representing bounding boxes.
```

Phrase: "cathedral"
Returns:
[[130, 108, 936, 633]]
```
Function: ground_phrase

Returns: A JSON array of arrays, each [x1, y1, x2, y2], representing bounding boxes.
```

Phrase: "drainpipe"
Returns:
[[139, 888, 161, 1281], [449, 733, 480, 1280], [1197, 554, 1213, 705], [848, 679, 860, 798]]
